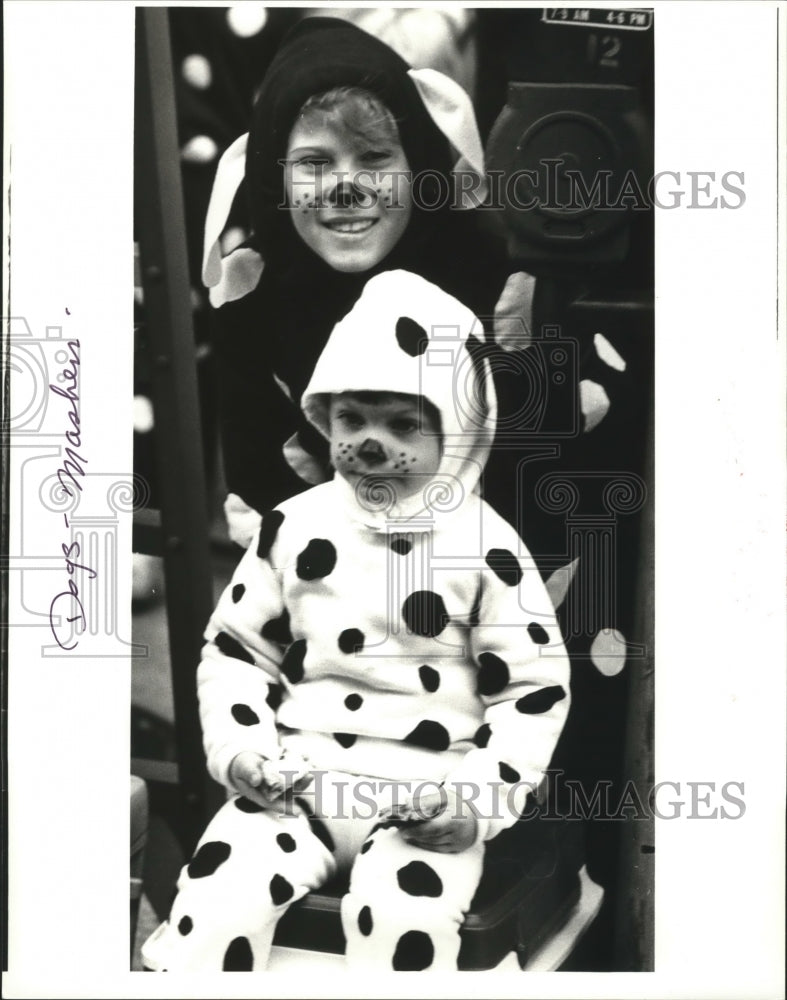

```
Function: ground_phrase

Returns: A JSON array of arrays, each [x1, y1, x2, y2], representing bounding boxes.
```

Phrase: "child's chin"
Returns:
[[339, 471, 420, 504]]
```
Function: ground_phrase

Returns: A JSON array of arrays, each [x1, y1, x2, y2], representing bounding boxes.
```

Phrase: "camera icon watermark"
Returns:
[[415, 320, 579, 446], [2, 316, 74, 435]]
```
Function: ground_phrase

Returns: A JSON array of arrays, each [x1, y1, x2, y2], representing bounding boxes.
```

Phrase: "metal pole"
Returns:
[[133, 7, 218, 849]]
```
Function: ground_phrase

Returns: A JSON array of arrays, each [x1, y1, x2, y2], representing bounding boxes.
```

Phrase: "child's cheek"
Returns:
[[331, 441, 356, 471], [375, 173, 395, 209], [353, 172, 396, 210], [291, 182, 320, 214], [376, 171, 409, 210]]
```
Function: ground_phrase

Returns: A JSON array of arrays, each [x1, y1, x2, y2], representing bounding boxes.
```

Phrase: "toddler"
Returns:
[[142, 270, 569, 972]]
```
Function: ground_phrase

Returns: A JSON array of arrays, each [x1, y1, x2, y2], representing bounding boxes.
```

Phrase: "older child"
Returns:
[[142, 271, 570, 972], [201, 16, 512, 545]]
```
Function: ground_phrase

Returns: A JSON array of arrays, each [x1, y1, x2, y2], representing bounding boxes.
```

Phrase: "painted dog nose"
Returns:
[[329, 180, 363, 208], [357, 438, 386, 465]]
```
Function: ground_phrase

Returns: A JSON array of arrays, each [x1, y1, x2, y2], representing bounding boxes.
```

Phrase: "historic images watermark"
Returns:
[[278, 162, 746, 213], [4, 315, 147, 657], [266, 771, 746, 822]]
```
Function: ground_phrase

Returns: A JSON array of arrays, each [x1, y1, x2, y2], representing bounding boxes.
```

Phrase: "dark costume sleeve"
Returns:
[[212, 286, 330, 513]]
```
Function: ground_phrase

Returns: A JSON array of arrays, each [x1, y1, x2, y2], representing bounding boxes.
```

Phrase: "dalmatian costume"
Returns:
[[142, 271, 571, 972]]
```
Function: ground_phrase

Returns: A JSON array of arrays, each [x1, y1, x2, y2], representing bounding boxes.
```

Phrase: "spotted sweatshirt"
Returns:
[[197, 271, 571, 841]]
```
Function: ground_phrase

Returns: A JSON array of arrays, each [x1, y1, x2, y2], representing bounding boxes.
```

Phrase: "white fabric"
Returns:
[[201, 133, 264, 307], [207, 247, 264, 308], [202, 133, 250, 285], [200, 480, 570, 842], [545, 557, 580, 610], [407, 67, 488, 207], [579, 378, 611, 433], [224, 492, 262, 549], [142, 773, 485, 971], [593, 332, 627, 372], [281, 432, 328, 487], [493, 271, 536, 351]]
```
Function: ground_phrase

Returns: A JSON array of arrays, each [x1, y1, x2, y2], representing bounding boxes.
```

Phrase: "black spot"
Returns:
[[392, 930, 434, 970], [401, 591, 449, 638], [177, 915, 193, 935], [338, 628, 365, 654], [231, 583, 246, 603], [334, 732, 357, 748], [395, 315, 429, 357], [528, 622, 551, 644], [223, 936, 253, 971], [256, 509, 285, 560], [187, 841, 231, 879], [276, 833, 296, 853], [403, 720, 450, 751], [214, 631, 254, 665], [397, 860, 443, 897], [231, 703, 260, 726], [266, 683, 283, 711], [344, 693, 363, 711], [306, 815, 335, 853], [234, 797, 265, 813], [296, 538, 337, 580], [390, 537, 412, 556], [361, 838, 374, 854], [270, 873, 295, 906], [485, 548, 523, 586], [369, 819, 405, 835], [515, 685, 566, 714], [281, 639, 307, 683], [419, 665, 440, 692], [473, 723, 492, 748], [499, 761, 521, 783], [261, 607, 292, 645], [358, 905, 373, 936], [477, 652, 510, 696]]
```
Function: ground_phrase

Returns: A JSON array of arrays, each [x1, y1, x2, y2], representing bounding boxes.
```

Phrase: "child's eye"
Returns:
[[361, 149, 392, 166], [294, 156, 330, 169], [338, 412, 363, 429], [390, 418, 418, 434]]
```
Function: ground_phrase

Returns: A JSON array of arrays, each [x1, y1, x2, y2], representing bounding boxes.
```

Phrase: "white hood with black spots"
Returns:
[[197, 275, 571, 843], [301, 269, 497, 529]]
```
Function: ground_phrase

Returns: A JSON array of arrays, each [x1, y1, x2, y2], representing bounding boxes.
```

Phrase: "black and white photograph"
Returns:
[[2, 3, 785, 998]]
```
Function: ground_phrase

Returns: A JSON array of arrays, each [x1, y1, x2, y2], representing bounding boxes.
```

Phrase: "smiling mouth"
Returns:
[[321, 218, 378, 235]]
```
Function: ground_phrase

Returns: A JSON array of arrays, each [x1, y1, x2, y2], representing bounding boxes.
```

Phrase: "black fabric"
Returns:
[[212, 16, 509, 514]]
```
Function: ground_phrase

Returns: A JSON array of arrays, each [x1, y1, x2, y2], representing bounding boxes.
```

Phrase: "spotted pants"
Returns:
[[141, 771, 486, 972]]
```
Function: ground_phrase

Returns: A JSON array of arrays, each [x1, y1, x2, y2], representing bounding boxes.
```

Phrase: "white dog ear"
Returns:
[[408, 67, 488, 208], [493, 271, 536, 352], [201, 132, 264, 307]]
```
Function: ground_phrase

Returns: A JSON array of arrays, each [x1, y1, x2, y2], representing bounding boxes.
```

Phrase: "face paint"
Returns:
[[328, 392, 441, 501], [285, 117, 412, 273]]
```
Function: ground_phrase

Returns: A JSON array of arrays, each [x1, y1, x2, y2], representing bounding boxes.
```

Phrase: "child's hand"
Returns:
[[229, 750, 313, 808], [404, 788, 478, 853], [264, 750, 313, 799], [380, 788, 478, 854]]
